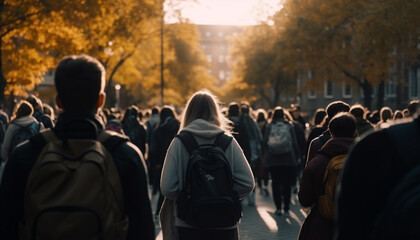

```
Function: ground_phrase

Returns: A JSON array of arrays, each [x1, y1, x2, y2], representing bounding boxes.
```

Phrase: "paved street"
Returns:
[[152, 183, 306, 240]]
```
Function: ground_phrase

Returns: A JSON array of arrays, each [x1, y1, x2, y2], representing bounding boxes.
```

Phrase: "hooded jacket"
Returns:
[[2, 116, 44, 160], [160, 119, 255, 228], [298, 137, 354, 240]]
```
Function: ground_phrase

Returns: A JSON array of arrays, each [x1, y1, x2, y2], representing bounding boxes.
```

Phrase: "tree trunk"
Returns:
[[0, 37, 6, 107], [376, 80, 385, 110], [361, 79, 373, 110]]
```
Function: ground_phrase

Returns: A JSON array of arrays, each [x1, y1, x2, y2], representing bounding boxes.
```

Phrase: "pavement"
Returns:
[[151, 182, 306, 240]]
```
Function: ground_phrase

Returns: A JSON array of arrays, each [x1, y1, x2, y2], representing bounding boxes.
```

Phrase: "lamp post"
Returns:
[[160, 0, 165, 106], [115, 83, 121, 110]]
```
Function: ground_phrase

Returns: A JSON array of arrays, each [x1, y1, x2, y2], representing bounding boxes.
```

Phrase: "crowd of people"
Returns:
[[0, 54, 419, 240]]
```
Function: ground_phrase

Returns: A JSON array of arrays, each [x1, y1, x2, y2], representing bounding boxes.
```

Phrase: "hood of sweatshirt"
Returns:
[[181, 119, 225, 140]]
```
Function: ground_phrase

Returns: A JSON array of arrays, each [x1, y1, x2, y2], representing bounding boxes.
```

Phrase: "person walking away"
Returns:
[[238, 102, 262, 206], [306, 101, 350, 165], [149, 106, 180, 215], [26, 95, 54, 129], [263, 106, 300, 216], [0, 54, 155, 240], [1, 100, 44, 161], [298, 113, 356, 240], [256, 109, 270, 196], [122, 105, 147, 155], [335, 101, 420, 239], [160, 90, 254, 240]]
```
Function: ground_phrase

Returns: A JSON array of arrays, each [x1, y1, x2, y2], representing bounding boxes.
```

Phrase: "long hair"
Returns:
[[180, 90, 231, 133]]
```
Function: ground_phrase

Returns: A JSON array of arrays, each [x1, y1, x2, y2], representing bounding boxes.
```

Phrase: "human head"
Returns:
[[271, 106, 285, 122], [151, 106, 160, 115], [13, 100, 34, 120], [160, 105, 176, 123], [312, 108, 326, 126], [26, 95, 43, 112], [256, 109, 267, 122], [407, 100, 419, 116], [228, 102, 240, 118], [329, 112, 356, 138], [122, 105, 139, 122], [326, 101, 350, 123], [240, 101, 250, 114], [380, 107, 393, 122], [290, 104, 301, 119], [393, 110, 403, 120], [350, 104, 365, 119], [54, 54, 106, 115], [180, 90, 230, 132], [43, 103, 55, 120]]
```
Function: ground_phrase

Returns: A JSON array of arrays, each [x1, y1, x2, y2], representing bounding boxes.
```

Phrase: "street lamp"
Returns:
[[115, 83, 121, 110], [160, 0, 165, 106]]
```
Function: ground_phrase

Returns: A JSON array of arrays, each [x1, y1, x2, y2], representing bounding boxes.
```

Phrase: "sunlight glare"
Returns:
[[168, 0, 283, 26], [256, 206, 279, 232]]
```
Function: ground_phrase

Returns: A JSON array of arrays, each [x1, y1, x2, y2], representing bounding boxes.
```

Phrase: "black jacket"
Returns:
[[0, 113, 155, 240], [336, 116, 420, 239], [149, 116, 180, 168]]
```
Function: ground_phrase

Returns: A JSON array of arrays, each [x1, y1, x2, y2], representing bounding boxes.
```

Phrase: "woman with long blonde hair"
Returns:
[[160, 90, 254, 240]]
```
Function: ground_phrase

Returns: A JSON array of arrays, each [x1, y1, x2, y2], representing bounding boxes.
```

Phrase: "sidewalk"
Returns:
[[152, 182, 306, 240]]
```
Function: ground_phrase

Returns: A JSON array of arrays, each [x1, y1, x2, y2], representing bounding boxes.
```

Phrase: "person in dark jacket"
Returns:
[[336, 107, 420, 239], [122, 105, 147, 155], [306, 101, 350, 165], [0, 54, 155, 240], [149, 105, 180, 215], [298, 112, 356, 240]]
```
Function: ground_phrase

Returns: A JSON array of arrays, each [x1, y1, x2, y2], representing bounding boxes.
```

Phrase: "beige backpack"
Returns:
[[19, 130, 128, 240]]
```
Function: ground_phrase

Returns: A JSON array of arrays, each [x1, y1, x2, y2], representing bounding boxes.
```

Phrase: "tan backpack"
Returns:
[[19, 129, 128, 240], [318, 154, 346, 220]]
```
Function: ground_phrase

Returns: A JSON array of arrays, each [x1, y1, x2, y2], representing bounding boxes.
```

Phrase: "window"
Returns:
[[308, 90, 317, 99], [343, 82, 352, 98], [218, 31, 224, 37], [409, 67, 420, 98], [201, 44, 206, 50], [385, 76, 396, 97], [324, 80, 333, 98], [205, 31, 211, 37], [219, 70, 225, 80], [207, 69, 212, 74], [218, 55, 224, 63], [207, 55, 212, 63]]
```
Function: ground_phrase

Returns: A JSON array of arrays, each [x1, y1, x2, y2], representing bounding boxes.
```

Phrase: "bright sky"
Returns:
[[166, 0, 283, 26]]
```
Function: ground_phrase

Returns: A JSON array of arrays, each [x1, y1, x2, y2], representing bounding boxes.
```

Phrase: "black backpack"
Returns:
[[175, 131, 242, 228], [9, 122, 40, 155]]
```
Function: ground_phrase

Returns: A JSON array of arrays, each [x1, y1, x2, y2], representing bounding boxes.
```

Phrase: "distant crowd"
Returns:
[[1, 54, 419, 240]]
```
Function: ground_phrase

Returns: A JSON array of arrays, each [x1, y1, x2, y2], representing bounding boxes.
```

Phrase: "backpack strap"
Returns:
[[176, 131, 233, 154], [213, 133, 233, 151], [175, 131, 199, 154]]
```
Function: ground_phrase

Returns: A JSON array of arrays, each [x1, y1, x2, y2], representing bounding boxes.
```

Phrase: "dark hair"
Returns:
[[407, 100, 419, 116], [380, 107, 393, 122], [393, 110, 403, 120], [328, 112, 356, 138], [350, 104, 365, 119], [151, 106, 160, 115], [228, 102, 240, 117], [26, 95, 43, 111], [326, 101, 350, 120], [312, 108, 326, 126], [14, 100, 34, 120], [159, 106, 176, 123], [54, 54, 105, 114], [271, 106, 285, 122]]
